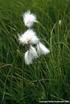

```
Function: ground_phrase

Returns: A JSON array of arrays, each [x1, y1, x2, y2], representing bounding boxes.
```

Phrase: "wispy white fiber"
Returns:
[[18, 29, 39, 45], [23, 11, 37, 28], [18, 10, 50, 65], [24, 51, 32, 65], [24, 45, 38, 65], [36, 42, 50, 55]]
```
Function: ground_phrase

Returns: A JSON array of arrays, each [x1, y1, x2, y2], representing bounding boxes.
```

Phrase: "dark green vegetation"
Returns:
[[0, 0, 70, 104]]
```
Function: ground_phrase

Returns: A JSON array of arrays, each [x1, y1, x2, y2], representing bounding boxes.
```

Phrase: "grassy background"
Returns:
[[0, 0, 70, 104]]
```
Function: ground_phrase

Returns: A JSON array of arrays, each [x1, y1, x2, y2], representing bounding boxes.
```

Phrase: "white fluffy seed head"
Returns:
[[18, 29, 39, 45], [24, 45, 38, 65], [24, 51, 32, 65], [23, 11, 37, 28], [29, 45, 38, 59], [36, 42, 50, 55]]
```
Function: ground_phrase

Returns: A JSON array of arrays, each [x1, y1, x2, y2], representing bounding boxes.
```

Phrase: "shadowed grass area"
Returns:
[[0, 0, 70, 104]]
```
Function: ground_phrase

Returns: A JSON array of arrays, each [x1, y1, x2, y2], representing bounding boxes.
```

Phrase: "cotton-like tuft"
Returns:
[[24, 45, 38, 65], [19, 11, 50, 65], [23, 11, 37, 28], [36, 42, 50, 55], [18, 29, 39, 45], [29, 45, 38, 59], [24, 51, 32, 65]]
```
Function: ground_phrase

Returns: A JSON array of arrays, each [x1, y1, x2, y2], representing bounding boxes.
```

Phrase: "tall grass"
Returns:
[[0, 0, 70, 103]]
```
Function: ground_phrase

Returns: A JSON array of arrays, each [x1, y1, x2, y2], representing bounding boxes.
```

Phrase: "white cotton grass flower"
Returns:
[[24, 51, 32, 65], [36, 42, 50, 55], [29, 45, 38, 59], [24, 45, 38, 65], [19, 11, 50, 65], [18, 29, 39, 45], [23, 10, 37, 28]]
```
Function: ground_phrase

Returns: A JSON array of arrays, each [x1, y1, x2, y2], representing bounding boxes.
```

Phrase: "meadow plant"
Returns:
[[19, 11, 50, 65]]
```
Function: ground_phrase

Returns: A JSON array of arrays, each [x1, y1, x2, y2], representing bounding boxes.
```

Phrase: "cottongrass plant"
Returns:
[[24, 45, 38, 65], [19, 29, 39, 45], [19, 11, 50, 65], [23, 10, 37, 28]]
